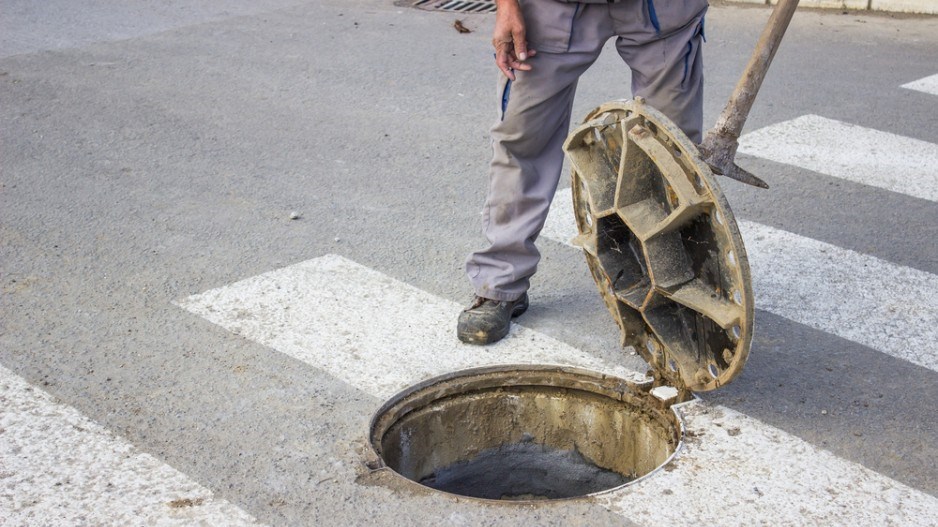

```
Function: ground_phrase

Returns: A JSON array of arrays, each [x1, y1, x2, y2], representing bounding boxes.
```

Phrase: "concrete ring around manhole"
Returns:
[[366, 365, 686, 502]]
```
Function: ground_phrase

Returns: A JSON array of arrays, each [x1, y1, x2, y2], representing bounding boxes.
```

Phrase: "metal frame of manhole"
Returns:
[[563, 98, 755, 394], [364, 365, 689, 502], [405, 0, 497, 14]]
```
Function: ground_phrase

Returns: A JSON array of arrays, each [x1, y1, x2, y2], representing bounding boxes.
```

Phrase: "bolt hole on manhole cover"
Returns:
[[403, 0, 498, 14], [369, 366, 683, 501]]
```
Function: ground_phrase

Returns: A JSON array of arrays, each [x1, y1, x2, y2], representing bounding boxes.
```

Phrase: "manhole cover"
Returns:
[[369, 366, 682, 501], [564, 98, 755, 392], [406, 0, 497, 14]]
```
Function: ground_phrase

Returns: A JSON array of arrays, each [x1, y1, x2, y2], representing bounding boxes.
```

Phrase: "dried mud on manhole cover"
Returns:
[[404, 0, 497, 14]]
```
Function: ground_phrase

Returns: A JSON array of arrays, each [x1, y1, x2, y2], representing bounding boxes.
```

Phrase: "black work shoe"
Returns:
[[456, 293, 529, 345]]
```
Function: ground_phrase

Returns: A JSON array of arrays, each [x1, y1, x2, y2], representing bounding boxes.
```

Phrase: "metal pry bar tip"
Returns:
[[699, 0, 800, 190]]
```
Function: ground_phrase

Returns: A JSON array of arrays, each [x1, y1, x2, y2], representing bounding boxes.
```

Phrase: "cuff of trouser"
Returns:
[[474, 289, 526, 302]]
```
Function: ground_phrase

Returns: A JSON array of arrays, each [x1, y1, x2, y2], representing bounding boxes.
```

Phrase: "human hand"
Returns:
[[492, 0, 536, 81]]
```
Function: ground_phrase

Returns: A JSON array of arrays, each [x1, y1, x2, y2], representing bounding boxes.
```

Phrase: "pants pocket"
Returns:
[[646, 0, 709, 36], [519, 0, 579, 53]]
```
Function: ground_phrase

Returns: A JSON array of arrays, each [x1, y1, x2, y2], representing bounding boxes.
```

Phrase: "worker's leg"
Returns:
[[465, 55, 587, 301], [466, 0, 609, 300], [465, 2, 613, 302], [613, 0, 709, 142]]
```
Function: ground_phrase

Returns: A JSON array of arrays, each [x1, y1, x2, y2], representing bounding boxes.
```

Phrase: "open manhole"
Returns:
[[367, 98, 755, 502], [405, 0, 497, 14], [369, 366, 683, 501]]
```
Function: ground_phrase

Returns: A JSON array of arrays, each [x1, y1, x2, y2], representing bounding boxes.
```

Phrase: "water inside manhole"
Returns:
[[368, 366, 684, 501]]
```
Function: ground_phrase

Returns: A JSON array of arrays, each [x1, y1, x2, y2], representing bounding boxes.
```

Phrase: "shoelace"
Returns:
[[468, 296, 501, 310]]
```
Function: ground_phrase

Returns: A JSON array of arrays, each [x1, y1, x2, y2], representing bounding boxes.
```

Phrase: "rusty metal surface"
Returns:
[[563, 98, 754, 393]]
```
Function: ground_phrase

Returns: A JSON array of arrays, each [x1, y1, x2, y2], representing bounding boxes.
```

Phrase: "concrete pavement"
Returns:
[[2, 1, 937, 524]]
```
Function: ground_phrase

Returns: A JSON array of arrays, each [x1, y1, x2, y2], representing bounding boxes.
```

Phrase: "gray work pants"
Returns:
[[466, 0, 708, 301]]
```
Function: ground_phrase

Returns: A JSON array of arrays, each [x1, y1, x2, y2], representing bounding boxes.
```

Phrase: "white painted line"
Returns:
[[176, 254, 644, 401], [0, 365, 260, 526], [738, 114, 938, 202], [902, 73, 938, 96], [603, 402, 938, 525], [543, 188, 938, 372], [738, 221, 938, 370], [541, 188, 580, 246], [176, 255, 938, 524]]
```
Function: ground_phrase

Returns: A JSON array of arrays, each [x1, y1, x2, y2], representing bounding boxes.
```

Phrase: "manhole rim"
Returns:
[[366, 364, 688, 504]]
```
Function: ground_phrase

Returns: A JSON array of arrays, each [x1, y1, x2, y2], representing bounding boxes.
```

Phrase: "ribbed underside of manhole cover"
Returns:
[[563, 99, 755, 393], [409, 0, 497, 14]]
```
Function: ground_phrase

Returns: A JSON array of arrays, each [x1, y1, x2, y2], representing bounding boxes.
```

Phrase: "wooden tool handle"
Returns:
[[700, 0, 800, 189], [712, 0, 801, 139]]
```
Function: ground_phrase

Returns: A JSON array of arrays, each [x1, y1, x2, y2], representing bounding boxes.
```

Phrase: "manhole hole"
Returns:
[[406, 0, 497, 14], [368, 366, 683, 501]]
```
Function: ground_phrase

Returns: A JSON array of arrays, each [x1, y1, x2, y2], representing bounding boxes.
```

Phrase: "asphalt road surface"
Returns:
[[2, 0, 937, 525]]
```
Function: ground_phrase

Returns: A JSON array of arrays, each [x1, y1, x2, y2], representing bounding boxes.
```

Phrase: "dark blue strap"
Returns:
[[646, 0, 660, 33], [501, 79, 513, 121]]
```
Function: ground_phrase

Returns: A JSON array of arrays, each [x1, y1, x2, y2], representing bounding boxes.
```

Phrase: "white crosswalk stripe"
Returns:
[[175, 254, 643, 401], [542, 187, 938, 372], [737, 114, 938, 202], [902, 73, 938, 96], [0, 365, 260, 526], [176, 254, 938, 525], [601, 403, 935, 526]]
